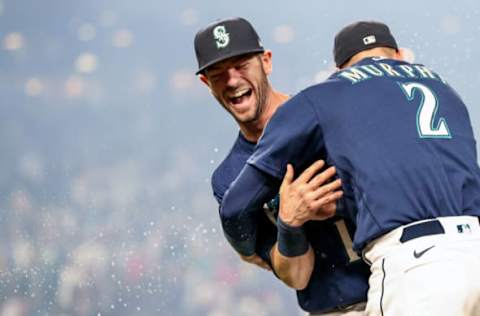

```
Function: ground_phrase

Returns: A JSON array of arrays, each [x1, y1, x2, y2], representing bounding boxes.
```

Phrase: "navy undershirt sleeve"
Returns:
[[220, 165, 280, 256]]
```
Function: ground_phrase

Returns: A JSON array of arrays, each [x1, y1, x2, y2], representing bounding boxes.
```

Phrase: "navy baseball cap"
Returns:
[[334, 21, 398, 67], [194, 17, 264, 75]]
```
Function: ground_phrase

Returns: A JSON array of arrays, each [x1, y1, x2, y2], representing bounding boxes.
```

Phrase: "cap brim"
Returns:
[[196, 48, 265, 75]]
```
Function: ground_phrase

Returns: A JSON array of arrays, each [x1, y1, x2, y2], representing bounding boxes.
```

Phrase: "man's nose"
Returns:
[[225, 68, 241, 87]]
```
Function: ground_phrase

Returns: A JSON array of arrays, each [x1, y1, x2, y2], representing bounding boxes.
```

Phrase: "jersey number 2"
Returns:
[[399, 82, 451, 139]]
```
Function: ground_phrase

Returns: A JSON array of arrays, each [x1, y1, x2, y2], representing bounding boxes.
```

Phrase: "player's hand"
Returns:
[[239, 253, 272, 271], [279, 160, 343, 227]]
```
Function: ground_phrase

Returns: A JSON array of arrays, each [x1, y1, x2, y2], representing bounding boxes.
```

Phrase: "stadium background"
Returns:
[[0, 0, 479, 315]]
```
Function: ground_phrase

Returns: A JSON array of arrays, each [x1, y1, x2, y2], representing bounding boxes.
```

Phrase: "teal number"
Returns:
[[399, 82, 451, 139]]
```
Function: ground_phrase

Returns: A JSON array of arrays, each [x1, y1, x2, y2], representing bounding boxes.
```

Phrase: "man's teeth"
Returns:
[[231, 89, 250, 98]]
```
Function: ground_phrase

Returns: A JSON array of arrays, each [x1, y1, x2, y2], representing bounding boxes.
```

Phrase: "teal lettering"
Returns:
[[338, 67, 371, 84], [379, 63, 404, 77], [398, 65, 417, 78], [414, 65, 437, 79]]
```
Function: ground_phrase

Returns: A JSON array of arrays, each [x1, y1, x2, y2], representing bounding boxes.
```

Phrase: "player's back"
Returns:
[[305, 57, 480, 250]]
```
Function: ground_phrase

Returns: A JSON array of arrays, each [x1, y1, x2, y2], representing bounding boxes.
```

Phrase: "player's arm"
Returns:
[[220, 91, 333, 271], [270, 161, 343, 290], [220, 165, 280, 256], [221, 158, 343, 288], [212, 174, 273, 270]]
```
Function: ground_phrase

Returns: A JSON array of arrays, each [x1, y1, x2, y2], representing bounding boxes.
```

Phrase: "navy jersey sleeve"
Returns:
[[211, 170, 226, 205], [220, 165, 279, 256], [247, 92, 325, 179]]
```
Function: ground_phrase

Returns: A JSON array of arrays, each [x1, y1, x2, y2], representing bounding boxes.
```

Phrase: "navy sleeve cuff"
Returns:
[[223, 231, 256, 256]]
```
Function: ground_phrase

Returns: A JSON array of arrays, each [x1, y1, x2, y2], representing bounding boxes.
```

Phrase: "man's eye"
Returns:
[[237, 62, 248, 70], [210, 73, 222, 81]]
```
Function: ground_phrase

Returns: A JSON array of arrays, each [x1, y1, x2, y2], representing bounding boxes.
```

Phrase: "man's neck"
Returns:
[[240, 90, 289, 143], [342, 47, 400, 69]]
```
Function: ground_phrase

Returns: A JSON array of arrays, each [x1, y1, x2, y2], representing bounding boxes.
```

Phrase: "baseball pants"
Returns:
[[363, 215, 480, 316]]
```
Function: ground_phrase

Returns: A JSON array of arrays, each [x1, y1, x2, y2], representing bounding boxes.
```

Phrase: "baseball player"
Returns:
[[220, 21, 480, 316], [194, 17, 370, 315]]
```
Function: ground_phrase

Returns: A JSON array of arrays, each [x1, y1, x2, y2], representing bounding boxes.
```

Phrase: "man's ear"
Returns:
[[261, 50, 273, 75], [199, 74, 215, 95], [199, 74, 210, 86], [395, 48, 407, 61], [397, 47, 415, 63]]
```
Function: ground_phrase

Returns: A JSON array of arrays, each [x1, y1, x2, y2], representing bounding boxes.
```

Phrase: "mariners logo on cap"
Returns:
[[213, 25, 230, 49]]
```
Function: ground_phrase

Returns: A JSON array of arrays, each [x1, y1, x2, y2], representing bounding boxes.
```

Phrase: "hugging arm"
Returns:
[[220, 165, 279, 256], [220, 164, 313, 289], [270, 161, 342, 290], [222, 160, 343, 290]]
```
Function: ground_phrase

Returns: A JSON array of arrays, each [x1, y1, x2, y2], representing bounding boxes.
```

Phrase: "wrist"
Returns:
[[278, 210, 304, 227], [276, 216, 309, 257]]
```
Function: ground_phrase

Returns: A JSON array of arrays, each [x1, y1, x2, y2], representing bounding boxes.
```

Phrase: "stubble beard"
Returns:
[[217, 69, 269, 125], [246, 69, 268, 125]]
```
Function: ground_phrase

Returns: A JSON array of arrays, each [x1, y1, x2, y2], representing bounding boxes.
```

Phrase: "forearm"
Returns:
[[220, 165, 279, 256], [266, 160, 340, 290], [270, 242, 314, 290], [269, 213, 315, 290]]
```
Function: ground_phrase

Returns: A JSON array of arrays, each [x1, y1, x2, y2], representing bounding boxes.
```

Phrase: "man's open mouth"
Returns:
[[228, 88, 253, 105]]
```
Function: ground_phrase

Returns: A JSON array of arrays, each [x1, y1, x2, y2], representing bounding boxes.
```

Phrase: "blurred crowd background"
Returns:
[[0, 0, 479, 315]]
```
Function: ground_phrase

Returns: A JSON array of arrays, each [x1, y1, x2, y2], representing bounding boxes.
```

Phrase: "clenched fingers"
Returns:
[[296, 160, 325, 183], [310, 191, 344, 218], [308, 166, 338, 189], [309, 178, 342, 201]]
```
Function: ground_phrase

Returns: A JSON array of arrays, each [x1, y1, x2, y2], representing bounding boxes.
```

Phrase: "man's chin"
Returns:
[[234, 113, 258, 124]]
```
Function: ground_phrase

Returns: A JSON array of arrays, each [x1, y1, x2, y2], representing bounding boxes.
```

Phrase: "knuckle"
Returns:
[[318, 187, 327, 196], [311, 175, 321, 185], [306, 204, 315, 212], [320, 174, 329, 183], [327, 184, 335, 192], [298, 186, 307, 196], [304, 191, 312, 200], [319, 197, 330, 205]]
